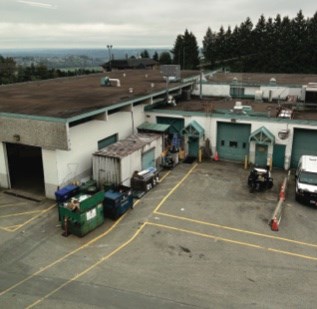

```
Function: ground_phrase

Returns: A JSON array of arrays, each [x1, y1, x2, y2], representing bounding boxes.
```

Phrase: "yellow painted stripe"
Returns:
[[0, 203, 26, 208], [8, 203, 56, 232], [153, 163, 198, 213], [155, 212, 317, 248], [147, 222, 317, 261], [0, 199, 140, 297], [0, 224, 23, 232], [0, 210, 42, 219], [26, 220, 317, 308], [26, 222, 147, 309]]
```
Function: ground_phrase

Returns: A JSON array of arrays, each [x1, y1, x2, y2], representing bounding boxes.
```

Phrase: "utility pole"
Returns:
[[107, 44, 113, 71]]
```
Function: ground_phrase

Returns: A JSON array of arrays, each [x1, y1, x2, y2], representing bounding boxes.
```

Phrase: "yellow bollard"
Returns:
[[244, 155, 249, 169], [199, 148, 202, 163]]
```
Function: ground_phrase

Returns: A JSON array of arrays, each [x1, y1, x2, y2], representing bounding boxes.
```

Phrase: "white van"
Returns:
[[295, 155, 317, 206]]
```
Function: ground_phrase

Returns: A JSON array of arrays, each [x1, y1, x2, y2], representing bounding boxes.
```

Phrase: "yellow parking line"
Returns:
[[153, 163, 198, 213], [26, 222, 147, 309], [0, 203, 25, 208], [0, 210, 43, 219], [147, 222, 317, 261], [7, 203, 56, 232], [0, 199, 140, 297], [155, 212, 317, 248], [26, 219, 317, 308], [0, 225, 23, 232]]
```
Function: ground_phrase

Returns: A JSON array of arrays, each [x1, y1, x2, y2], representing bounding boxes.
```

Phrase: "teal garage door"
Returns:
[[142, 148, 155, 170], [188, 137, 199, 158], [273, 144, 286, 168], [217, 122, 251, 162], [157, 117, 184, 134], [291, 128, 317, 168]]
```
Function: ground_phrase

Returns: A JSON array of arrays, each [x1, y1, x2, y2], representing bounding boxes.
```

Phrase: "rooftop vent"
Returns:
[[232, 101, 252, 114], [269, 77, 277, 85], [233, 101, 243, 113]]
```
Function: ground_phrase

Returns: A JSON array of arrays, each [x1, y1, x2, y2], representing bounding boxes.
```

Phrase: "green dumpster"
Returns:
[[59, 191, 105, 237]]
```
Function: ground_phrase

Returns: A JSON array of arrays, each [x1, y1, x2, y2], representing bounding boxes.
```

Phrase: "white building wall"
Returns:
[[260, 86, 301, 100], [244, 87, 258, 96], [192, 84, 231, 97], [147, 110, 317, 170], [0, 143, 9, 188], [42, 149, 59, 198], [41, 105, 146, 198]]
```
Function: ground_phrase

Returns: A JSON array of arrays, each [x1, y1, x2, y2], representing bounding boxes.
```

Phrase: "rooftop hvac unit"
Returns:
[[233, 101, 243, 113]]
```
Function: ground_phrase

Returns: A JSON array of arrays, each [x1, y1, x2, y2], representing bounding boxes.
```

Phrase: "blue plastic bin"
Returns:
[[55, 184, 80, 203]]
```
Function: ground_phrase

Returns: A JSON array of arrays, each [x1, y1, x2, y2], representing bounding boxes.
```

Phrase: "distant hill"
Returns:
[[0, 48, 170, 69]]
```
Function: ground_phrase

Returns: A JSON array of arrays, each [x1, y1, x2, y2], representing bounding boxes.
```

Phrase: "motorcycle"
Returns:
[[247, 166, 273, 193]]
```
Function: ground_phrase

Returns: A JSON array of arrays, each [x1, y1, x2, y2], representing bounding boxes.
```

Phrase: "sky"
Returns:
[[0, 0, 316, 49]]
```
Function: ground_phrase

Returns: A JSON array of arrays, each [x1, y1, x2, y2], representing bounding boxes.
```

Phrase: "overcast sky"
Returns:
[[0, 0, 316, 49]]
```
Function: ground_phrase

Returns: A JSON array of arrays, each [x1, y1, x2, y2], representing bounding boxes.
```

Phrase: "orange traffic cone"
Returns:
[[271, 217, 279, 231], [279, 185, 285, 201], [213, 151, 219, 161]]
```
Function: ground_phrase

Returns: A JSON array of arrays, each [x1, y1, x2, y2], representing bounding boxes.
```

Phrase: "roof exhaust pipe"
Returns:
[[109, 78, 121, 87]]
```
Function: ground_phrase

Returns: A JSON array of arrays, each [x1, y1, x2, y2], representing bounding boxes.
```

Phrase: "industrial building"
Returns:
[[1, 68, 317, 199]]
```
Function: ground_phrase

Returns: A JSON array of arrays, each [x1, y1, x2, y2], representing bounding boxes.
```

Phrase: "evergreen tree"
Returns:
[[291, 10, 309, 72], [159, 52, 172, 64], [0, 56, 17, 84], [171, 34, 184, 66], [140, 49, 150, 58], [152, 51, 159, 61], [202, 27, 216, 68], [224, 26, 233, 60], [171, 30, 199, 70], [307, 12, 317, 72], [183, 29, 200, 69]]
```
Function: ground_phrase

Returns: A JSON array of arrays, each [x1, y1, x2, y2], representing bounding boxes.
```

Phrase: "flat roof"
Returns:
[[207, 72, 317, 86], [93, 133, 161, 159], [0, 69, 199, 120], [137, 122, 170, 133], [150, 72, 317, 121]]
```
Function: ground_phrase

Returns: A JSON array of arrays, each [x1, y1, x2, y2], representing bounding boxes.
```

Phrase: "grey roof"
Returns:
[[137, 121, 170, 133], [93, 133, 161, 159], [0, 69, 198, 121]]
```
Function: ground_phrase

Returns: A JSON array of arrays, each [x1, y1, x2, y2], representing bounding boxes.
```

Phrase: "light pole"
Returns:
[[107, 44, 112, 71]]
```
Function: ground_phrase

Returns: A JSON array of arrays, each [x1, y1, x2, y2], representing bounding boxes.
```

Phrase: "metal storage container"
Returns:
[[103, 185, 133, 219], [131, 167, 159, 195]]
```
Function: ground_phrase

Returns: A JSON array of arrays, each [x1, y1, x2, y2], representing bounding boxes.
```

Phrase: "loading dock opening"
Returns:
[[6, 143, 45, 195]]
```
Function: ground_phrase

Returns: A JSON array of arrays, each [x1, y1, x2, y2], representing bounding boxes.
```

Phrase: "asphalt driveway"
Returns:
[[0, 161, 316, 308]]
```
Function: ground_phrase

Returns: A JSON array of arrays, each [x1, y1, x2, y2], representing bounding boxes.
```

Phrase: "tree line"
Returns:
[[171, 10, 317, 73], [1, 10, 316, 84], [0, 56, 100, 85]]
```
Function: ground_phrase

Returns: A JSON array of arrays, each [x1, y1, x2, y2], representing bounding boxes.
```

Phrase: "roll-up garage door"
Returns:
[[291, 128, 317, 168], [216, 122, 251, 162]]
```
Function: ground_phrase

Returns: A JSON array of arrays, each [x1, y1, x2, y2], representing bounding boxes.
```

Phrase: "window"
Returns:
[[98, 134, 118, 150], [229, 141, 238, 148]]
